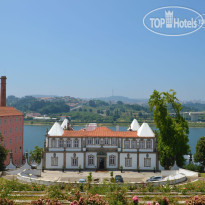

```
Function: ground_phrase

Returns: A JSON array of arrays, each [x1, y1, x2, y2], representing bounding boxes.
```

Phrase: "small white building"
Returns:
[[44, 119, 159, 171]]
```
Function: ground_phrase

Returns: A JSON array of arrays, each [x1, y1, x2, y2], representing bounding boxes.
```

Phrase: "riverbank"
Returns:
[[24, 120, 205, 128]]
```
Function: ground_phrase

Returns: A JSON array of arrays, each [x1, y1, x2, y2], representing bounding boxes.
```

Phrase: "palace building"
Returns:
[[44, 119, 159, 171], [0, 76, 24, 166]]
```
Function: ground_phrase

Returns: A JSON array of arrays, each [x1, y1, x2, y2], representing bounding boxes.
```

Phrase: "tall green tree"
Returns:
[[0, 133, 8, 171], [194, 136, 205, 170], [30, 146, 43, 164], [149, 90, 190, 169]]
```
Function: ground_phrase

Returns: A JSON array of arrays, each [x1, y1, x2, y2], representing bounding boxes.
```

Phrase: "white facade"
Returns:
[[44, 121, 158, 171]]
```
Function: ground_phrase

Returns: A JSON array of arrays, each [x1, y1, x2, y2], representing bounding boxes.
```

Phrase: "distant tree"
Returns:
[[89, 109, 93, 112], [79, 108, 82, 112], [106, 110, 110, 116], [138, 112, 143, 117], [89, 100, 96, 107], [30, 146, 43, 164], [194, 136, 205, 170], [7, 95, 70, 114], [0, 133, 8, 171], [117, 101, 123, 105], [149, 89, 189, 169]]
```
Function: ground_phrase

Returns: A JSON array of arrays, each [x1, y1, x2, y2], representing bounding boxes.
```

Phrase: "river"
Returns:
[[24, 125, 205, 155]]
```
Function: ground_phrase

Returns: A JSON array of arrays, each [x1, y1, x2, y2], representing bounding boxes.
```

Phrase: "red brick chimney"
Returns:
[[0, 76, 7, 107]]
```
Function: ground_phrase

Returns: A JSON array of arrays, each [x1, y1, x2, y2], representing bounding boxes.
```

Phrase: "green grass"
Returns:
[[200, 173, 205, 177]]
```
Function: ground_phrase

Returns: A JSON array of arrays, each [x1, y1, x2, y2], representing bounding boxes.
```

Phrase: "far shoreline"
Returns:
[[24, 120, 205, 128]]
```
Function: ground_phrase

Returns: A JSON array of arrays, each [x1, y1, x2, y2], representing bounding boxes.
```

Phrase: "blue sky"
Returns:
[[0, 0, 204, 101]]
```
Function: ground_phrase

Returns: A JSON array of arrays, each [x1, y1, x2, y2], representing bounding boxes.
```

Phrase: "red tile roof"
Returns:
[[0, 107, 23, 117], [61, 126, 140, 138]]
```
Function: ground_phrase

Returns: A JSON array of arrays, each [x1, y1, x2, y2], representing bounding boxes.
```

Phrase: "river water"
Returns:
[[24, 125, 205, 155]]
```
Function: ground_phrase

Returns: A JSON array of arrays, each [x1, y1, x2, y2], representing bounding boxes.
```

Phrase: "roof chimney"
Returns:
[[0, 76, 7, 107]]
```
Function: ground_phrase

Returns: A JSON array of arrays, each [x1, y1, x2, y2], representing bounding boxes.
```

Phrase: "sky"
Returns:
[[0, 0, 204, 101]]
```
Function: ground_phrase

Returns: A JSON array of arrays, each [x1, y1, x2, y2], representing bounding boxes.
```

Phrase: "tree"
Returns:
[[194, 136, 205, 170], [0, 133, 8, 171], [29, 146, 43, 164], [149, 89, 189, 169], [117, 101, 123, 105], [88, 100, 96, 107]]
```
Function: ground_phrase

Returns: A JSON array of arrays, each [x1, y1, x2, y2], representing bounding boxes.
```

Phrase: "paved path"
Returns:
[[39, 170, 161, 183]]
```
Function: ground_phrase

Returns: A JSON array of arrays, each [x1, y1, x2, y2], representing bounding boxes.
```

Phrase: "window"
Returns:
[[109, 155, 116, 166], [59, 139, 64, 148], [124, 140, 130, 149], [72, 153, 78, 166], [51, 139, 56, 147], [10, 128, 12, 134], [146, 140, 152, 149], [10, 138, 12, 144], [125, 158, 132, 167], [144, 158, 151, 167], [15, 136, 17, 143], [95, 138, 100, 145], [4, 141, 6, 147], [16, 117, 17, 122], [51, 153, 58, 166], [87, 138, 92, 145], [139, 140, 145, 149], [131, 140, 137, 149], [104, 138, 109, 145], [4, 130, 6, 136], [15, 127, 17, 132], [10, 118, 12, 123], [0, 118, 1, 125], [88, 155, 94, 166], [66, 139, 72, 148], [4, 118, 7, 124], [74, 139, 79, 148], [15, 148, 17, 154], [111, 138, 117, 146]]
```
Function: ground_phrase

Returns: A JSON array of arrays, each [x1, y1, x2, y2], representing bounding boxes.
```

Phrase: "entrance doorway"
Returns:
[[98, 157, 105, 170]]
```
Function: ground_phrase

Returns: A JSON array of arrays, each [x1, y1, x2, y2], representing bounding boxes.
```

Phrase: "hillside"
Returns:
[[95, 96, 148, 104], [7, 95, 70, 115], [7, 95, 205, 123], [7, 95, 151, 123]]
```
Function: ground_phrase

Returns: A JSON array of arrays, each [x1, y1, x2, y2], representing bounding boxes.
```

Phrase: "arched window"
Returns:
[[124, 140, 130, 149], [125, 153, 132, 167], [51, 153, 58, 166], [131, 140, 137, 149], [146, 140, 152, 149], [87, 138, 92, 145], [66, 139, 72, 148], [74, 139, 79, 148], [95, 138, 100, 145], [59, 139, 64, 148], [139, 140, 145, 149], [109, 155, 116, 166], [104, 138, 109, 145], [51, 139, 56, 147], [144, 154, 151, 167], [88, 155, 94, 166], [71, 153, 78, 166], [111, 138, 117, 145]]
